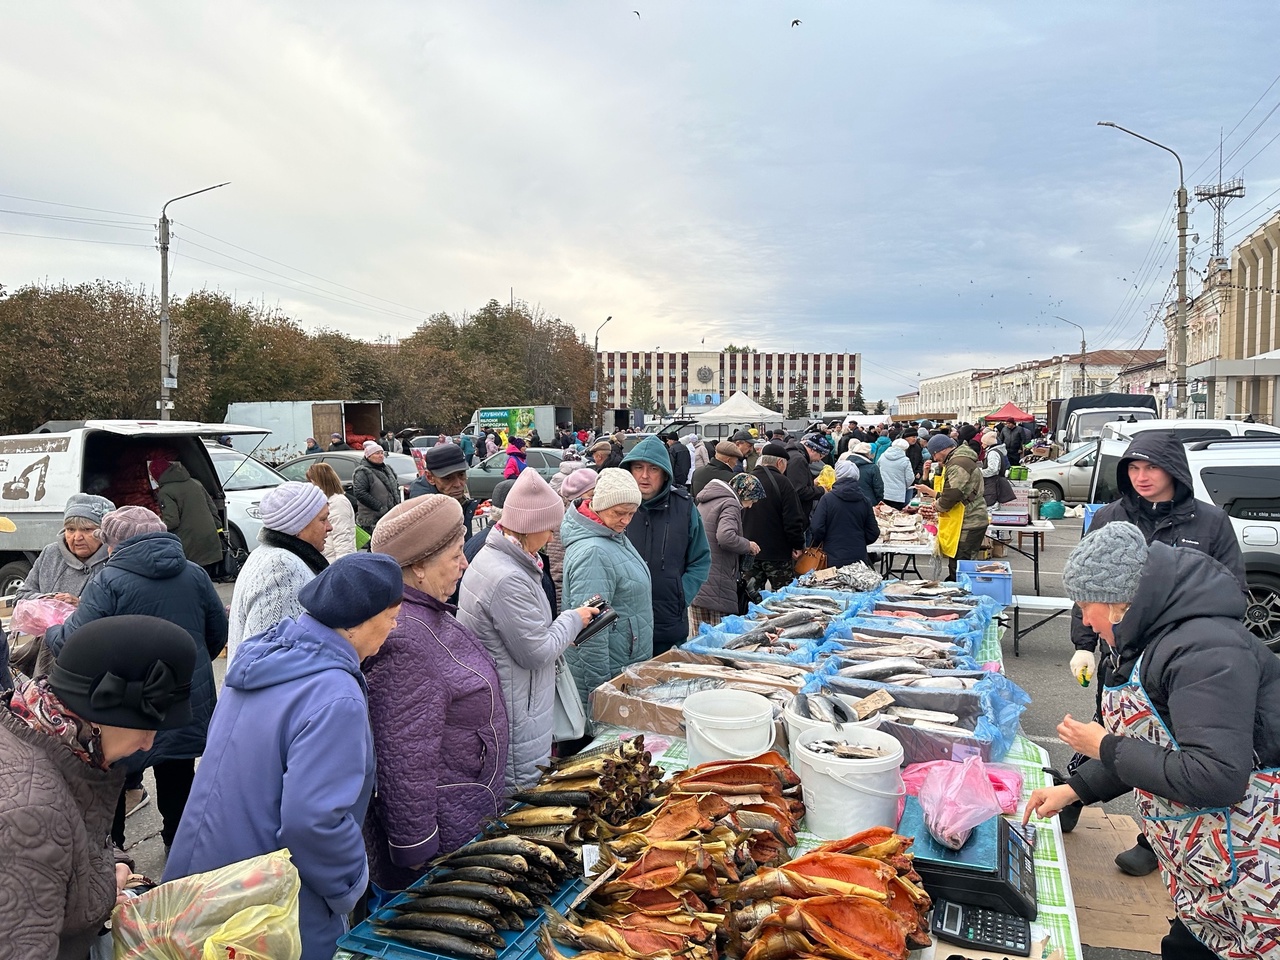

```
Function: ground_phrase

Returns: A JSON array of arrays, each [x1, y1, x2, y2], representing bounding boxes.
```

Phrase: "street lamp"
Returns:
[[593, 316, 611, 428], [1053, 316, 1087, 393], [1098, 121, 1188, 416], [158, 181, 229, 419]]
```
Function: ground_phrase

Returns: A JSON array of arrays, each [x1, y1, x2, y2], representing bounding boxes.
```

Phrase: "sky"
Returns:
[[3, 1, 1280, 404]]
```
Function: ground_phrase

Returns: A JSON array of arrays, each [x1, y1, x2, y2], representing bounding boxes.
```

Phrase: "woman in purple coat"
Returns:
[[367, 495, 509, 894]]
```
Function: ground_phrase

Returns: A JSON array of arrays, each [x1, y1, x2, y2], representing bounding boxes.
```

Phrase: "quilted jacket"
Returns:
[[155, 461, 223, 566], [691, 480, 755, 615], [560, 505, 654, 712], [458, 532, 583, 794], [363, 586, 508, 890]]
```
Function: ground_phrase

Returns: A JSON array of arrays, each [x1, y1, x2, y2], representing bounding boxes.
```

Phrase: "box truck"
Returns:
[[460, 406, 572, 443], [223, 400, 384, 464]]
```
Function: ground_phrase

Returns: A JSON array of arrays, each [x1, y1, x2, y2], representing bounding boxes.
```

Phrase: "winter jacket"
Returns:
[[690, 458, 735, 497], [784, 440, 822, 519], [848, 453, 884, 504], [323, 491, 357, 562], [934, 444, 989, 532], [980, 444, 1008, 479], [808, 478, 881, 567], [871, 436, 891, 462], [363, 587, 508, 891], [667, 442, 692, 489], [904, 440, 925, 481], [0, 689, 127, 960], [877, 446, 914, 505], [155, 462, 223, 566], [464, 527, 558, 616], [742, 464, 806, 562], [1071, 431, 1246, 654], [620, 437, 712, 655], [998, 424, 1025, 454], [227, 528, 328, 662], [43, 532, 227, 769], [561, 506, 654, 712], [686, 437, 709, 478], [1068, 543, 1280, 809], [353, 460, 401, 528], [691, 480, 755, 615], [457, 532, 583, 794], [503, 446, 528, 480], [163, 614, 376, 960], [329, 440, 352, 451], [15, 535, 109, 602]]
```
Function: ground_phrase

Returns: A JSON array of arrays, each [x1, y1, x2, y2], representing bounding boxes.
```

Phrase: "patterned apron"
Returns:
[[1101, 652, 1280, 958]]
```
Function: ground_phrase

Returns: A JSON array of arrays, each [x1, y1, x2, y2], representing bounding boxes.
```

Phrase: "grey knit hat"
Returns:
[[1062, 521, 1149, 604]]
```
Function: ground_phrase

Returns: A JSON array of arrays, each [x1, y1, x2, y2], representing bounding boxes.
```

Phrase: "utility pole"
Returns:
[[1053, 317, 1087, 392], [593, 316, 611, 428], [158, 182, 229, 419], [1098, 122, 1188, 416]]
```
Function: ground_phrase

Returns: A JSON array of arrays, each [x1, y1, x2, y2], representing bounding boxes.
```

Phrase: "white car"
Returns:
[[1027, 442, 1098, 504], [205, 444, 288, 555], [1098, 418, 1280, 443]]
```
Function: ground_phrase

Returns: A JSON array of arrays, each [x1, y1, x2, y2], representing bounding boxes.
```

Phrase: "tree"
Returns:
[[874, 399, 886, 415], [851, 382, 868, 414], [629, 372, 655, 415], [786, 376, 809, 420], [759, 384, 779, 412], [824, 396, 843, 412], [724, 343, 757, 354]]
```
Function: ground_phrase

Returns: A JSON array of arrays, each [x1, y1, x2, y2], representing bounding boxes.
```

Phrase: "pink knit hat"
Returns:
[[560, 467, 598, 502], [99, 505, 167, 546], [499, 467, 565, 533], [362, 440, 382, 458]]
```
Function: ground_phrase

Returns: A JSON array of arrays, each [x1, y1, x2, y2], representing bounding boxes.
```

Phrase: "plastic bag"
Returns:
[[902, 759, 1022, 814], [113, 849, 301, 960], [10, 596, 77, 636], [815, 464, 836, 491], [917, 756, 1004, 850]]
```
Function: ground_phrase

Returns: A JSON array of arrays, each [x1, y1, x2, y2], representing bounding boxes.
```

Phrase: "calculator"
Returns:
[[931, 899, 1032, 956]]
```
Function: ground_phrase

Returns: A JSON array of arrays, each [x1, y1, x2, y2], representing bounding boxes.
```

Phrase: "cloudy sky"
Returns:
[[3, 1, 1280, 403]]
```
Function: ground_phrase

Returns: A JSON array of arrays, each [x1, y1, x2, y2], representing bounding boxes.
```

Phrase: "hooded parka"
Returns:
[[876, 445, 914, 505], [808, 477, 881, 566], [155, 461, 223, 566]]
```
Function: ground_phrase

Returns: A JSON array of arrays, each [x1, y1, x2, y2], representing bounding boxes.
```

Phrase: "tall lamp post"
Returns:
[[1097, 122, 1187, 417], [1053, 316, 1087, 394], [158, 182, 229, 420], [593, 316, 611, 429]]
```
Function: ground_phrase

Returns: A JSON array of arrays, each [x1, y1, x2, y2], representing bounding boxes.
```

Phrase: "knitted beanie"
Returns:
[[560, 466, 599, 502], [99, 506, 166, 546], [835, 459, 860, 482], [372, 494, 464, 567], [362, 440, 382, 459], [64, 493, 115, 526], [926, 434, 957, 456], [498, 467, 564, 533], [1062, 521, 1149, 605], [981, 430, 999, 447], [299, 553, 403, 629], [592, 468, 642, 512], [852, 442, 874, 459], [259, 481, 329, 536]]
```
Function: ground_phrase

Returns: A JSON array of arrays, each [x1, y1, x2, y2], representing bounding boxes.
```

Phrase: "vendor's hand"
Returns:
[[1069, 650, 1096, 685], [913, 484, 933, 498], [1057, 713, 1107, 760], [115, 863, 131, 904], [575, 606, 601, 627], [748, 541, 761, 556], [1023, 784, 1080, 824]]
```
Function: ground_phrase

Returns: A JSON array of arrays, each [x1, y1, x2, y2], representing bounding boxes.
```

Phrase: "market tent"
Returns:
[[695, 391, 782, 425], [984, 401, 1034, 422]]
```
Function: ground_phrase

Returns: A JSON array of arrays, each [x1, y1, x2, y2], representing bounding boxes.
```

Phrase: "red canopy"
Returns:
[[984, 402, 1034, 422]]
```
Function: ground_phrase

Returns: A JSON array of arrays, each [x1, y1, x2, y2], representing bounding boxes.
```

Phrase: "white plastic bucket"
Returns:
[[783, 694, 881, 748], [683, 689, 775, 767], [793, 725, 906, 840]]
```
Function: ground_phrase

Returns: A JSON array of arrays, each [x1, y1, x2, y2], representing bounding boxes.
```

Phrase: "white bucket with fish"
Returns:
[[792, 725, 905, 840], [783, 693, 881, 747], [683, 689, 775, 767]]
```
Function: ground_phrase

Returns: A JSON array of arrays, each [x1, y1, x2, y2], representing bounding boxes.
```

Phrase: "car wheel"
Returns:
[[1244, 573, 1280, 653], [228, 526, 249, 561], [0, 559, 31, 599], [1033, 481, 1063, 502]]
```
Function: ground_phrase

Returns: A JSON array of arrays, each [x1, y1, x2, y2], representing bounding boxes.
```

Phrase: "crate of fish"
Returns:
[[868, 593, 1001, 629], [684, 592, 863, 662], [826, 619, 985, 660]]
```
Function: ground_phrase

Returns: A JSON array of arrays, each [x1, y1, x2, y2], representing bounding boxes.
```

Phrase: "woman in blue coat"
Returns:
[[808, 460, 881, 566]]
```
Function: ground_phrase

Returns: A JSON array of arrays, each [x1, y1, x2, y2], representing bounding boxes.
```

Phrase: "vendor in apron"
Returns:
[[1024, 521, 1280, 960]]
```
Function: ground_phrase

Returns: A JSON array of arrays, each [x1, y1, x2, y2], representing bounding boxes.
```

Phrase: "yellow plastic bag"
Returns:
[[113, 849, 301, 960], [936, 503, 965, 558], [815, 464, 836, 491]]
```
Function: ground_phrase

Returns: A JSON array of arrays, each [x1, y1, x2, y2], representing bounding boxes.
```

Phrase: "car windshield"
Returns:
[[1076, 410, 1156, 439], [210, 452, 286, 491]]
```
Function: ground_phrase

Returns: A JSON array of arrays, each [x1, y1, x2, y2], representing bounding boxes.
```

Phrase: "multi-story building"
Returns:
[[969, 351, 1164, 420], [598, 349, 861, 416], [895, 392, 920, 418], [917, 369, 990, 423]]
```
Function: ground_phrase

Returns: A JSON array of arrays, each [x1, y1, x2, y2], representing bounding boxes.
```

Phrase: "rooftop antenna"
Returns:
[[1195, 130, 1245, 263]]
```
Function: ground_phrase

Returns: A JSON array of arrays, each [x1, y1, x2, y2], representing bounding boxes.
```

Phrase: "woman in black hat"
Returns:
[[0, 615, 196, 959]]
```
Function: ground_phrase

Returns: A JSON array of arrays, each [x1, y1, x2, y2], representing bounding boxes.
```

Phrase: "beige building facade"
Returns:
[[918, 369, 988, 422]]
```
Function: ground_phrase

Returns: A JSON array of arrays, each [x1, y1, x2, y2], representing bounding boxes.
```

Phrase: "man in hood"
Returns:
[[785, 434, 829, 520], [620, 436, 711, 654], [1063, 430, 1246, 874]]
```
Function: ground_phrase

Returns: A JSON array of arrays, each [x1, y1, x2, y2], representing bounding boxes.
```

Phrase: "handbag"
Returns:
[[793, 546, 827, 575], [551, 655, 587, 742]]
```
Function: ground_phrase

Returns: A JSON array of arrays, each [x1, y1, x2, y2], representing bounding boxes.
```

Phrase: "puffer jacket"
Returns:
[[364, 587, 508, 890], [0, 687, 126, 959], [323, 492, 357, 561], [691, 480, 754, 615], [1071, 430, 1245, 654], [934, 444, 988, 532], [503, 445, 528, 480], [560, 506, 654, 712], [155, 461, 223, 566], [42, 532, 227, 769], [848, 453, 883, 504], [808, 478, 880, 566], [871, 436, 891, 462], [15, 535, 109, 602], [1068, 543, 1280, 809], [742, 464, 806, 561], [876, 446, 914, 505], [457, 532, 583, 794], [353, 460, 401, 528]]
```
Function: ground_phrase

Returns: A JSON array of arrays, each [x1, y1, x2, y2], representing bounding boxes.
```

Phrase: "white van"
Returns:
[[1098, 418, 1280, 443], [0, 420, 267, 595]]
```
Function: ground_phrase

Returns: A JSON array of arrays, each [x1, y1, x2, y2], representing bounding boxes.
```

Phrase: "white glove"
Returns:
[[1069, 650, 1096, 686]]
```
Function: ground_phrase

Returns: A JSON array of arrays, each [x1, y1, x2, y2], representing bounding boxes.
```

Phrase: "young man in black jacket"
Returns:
[[741, 443, 806, 590]]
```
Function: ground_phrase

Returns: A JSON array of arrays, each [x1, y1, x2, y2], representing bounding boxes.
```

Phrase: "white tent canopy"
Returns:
[[695, 391, 784, 425]]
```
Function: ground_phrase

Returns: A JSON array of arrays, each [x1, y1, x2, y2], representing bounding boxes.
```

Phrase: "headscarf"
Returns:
[[729, 472, 765, 504]]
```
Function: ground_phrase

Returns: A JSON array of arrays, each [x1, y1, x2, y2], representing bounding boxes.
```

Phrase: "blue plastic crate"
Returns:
[[957, 560, 1012, 605]]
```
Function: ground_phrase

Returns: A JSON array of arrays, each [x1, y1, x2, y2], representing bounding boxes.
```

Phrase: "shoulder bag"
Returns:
[[552, 655, 587, 741]]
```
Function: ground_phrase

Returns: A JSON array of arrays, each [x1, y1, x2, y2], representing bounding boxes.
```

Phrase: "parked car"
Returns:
[[205, 443, 288, 556], [1089, 435, 1280, 651], [276, 450, 418, 503], [1098, 417, 1280, 443], [1027, 442, 1098, 503], [467, 447, 563, 500]]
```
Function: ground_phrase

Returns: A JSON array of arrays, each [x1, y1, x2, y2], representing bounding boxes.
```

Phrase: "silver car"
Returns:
[[467, 448, 564, 500], [1027, 442, 1097, 503]]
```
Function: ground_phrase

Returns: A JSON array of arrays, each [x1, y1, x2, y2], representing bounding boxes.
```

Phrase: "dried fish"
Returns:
[[883, 706, 960, 725], [372, 926, 498, 960], [625, 677, 725, 703], [804, 739, 893, 760]]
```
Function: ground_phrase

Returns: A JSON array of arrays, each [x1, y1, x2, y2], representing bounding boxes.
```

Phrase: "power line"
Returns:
[[0, 208, 154, 230], [0, 229, 152, 248], [1223, 99, 1280, 170], [0, 192, 151, 221], [1232, 125, 1280, 176], [1187, 70, 1280, 181]]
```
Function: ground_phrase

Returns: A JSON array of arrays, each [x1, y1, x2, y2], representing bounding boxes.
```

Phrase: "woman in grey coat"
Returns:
[[15, 494, 114, 605], [353, 441, 402, 533], [690, 474, 762, 628], [457, 469, 596, 795]]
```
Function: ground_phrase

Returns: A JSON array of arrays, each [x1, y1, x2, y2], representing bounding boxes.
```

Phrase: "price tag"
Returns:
[[851, 689, 894, 720]]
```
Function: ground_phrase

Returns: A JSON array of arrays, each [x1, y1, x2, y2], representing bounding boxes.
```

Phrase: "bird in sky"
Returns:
[[791, 19, 802, 27], [633, 10, 640, 18]]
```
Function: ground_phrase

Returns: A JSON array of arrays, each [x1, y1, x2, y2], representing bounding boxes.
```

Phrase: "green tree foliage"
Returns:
[[824, 396, 843, 412], [786, 376, 810, 419], [724, 343, 756, 354], [874, 398, 886, 415], [851, 382, 868, 414], [759, 384, 779, 411], [629, 372, 656, 415]]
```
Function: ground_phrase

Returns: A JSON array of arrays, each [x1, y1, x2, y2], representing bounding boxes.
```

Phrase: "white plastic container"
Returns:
[[783, 693, 881, 748], [683, 689, 775, 767], [792, 725, 906, 840]]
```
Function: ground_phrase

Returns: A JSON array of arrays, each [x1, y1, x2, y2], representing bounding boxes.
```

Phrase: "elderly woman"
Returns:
[[16, 494, 114, 605], [561, 468, 653, 715], [547, 465, 598, 608], [0, 616, 196, 959], [306, 462, 356, 561], [458, 468, 596, 794], [353, 441, 401, 534], [165, 554, 404, 960], [809, 460, 880, 567], [365, 496, 508, 895], [689, 472, 763, 628], [227, 481, 330, 661], [1025, 522, 1280, 960]]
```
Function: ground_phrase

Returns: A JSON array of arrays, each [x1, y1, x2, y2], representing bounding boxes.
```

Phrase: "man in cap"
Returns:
[[741, 441, 806, 590], [588, 439, 616, 471], [730, 429, 757, 472], [913, 433, 988, 580], [328, 432, 351, 452], [408, 443, 479, 539], [785, 434, 830, 521], [690, 440, 743, 496]]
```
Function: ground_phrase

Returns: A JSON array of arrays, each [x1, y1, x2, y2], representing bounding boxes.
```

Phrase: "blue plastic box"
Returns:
[[957, 560, 1012, 605]]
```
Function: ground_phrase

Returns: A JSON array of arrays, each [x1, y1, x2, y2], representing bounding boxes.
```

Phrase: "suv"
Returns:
[[1027, 441, 1097, 503], [1090, 436, 1280, 651], [1098, 418, 1280, 443]]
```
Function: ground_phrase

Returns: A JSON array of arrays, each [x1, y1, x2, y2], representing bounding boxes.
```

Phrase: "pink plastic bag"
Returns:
[[902, 758, 1023, 814], [10, 597, 77, 636], [917, 755, 1006, 850]]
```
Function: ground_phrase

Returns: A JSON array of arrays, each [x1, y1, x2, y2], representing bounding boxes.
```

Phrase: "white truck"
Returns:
[[223, 400, 384, 464], [1053, 393, 1160, 452], [461, 406, 572, 443]]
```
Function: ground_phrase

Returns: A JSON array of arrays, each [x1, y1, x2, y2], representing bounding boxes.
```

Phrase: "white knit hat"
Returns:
[[592, 468, 642, 512], [259, 482, 329, 535]]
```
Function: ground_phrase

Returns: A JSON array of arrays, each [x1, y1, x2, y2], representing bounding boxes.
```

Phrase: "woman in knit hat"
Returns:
[[1025, 522, 1280, 960], [364, 496, 508, 897], [689, 471, 763, 629], [0, 616, 196, 957], [458, 468, 598, 793], [561, 468, 652, 720], [15, 493, 114, 606], [545, 465, 598, 608], [353, 441, 402, 534], [227, 481, 330, 661]]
